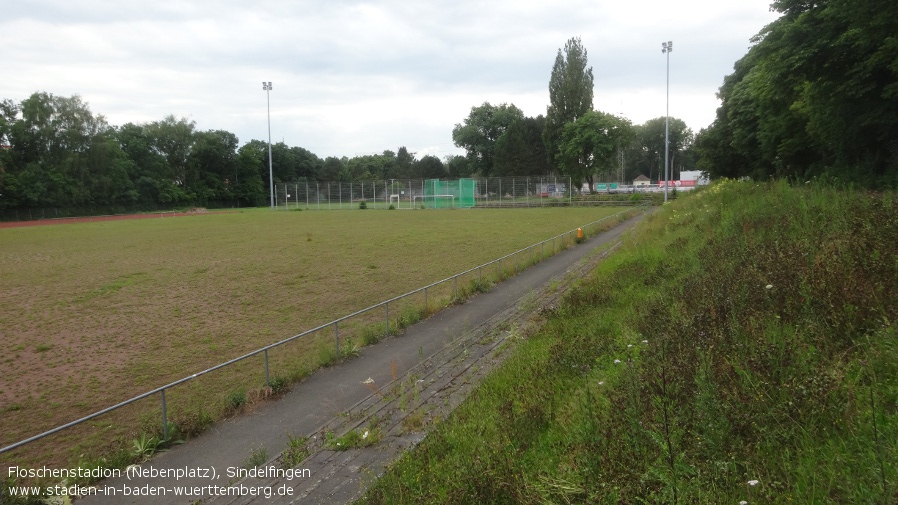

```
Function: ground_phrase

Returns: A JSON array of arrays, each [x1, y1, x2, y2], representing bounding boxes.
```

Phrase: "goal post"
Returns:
[[422, 178, 476, 209]]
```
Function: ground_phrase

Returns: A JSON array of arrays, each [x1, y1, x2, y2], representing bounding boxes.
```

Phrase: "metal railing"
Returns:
[[0, 207, 643, 456]]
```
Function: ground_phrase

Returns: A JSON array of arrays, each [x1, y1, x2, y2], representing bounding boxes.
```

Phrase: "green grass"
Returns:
[[0, 206, 631, 475], [361, 180, 898, 504]]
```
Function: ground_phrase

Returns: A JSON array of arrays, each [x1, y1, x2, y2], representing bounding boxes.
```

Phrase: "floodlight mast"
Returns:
[[263, 81, 274, 209], [661, 41, 672, 203]]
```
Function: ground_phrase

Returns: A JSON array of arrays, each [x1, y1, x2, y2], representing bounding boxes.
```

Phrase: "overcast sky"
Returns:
[[4, 0, 780, 160]]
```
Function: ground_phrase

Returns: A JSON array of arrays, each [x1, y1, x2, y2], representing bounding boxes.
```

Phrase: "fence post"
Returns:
[[264, 349, 270, 385], [454, 275, 458, 300], [385, 302, 390, 338], [161, 389, 168, 440], [424, 287, 428, 313], [334, 322, 340, 353]]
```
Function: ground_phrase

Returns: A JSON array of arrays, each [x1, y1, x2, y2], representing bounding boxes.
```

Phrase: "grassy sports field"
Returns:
[[0, 206, 628, 470]]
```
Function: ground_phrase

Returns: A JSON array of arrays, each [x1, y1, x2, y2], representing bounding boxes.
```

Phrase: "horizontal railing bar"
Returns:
[[1, 207, 639, 455]]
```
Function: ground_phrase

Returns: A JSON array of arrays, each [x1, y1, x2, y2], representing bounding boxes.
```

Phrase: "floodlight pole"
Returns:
[[662, 41, 672, 203], [263, 81, 274, 209]]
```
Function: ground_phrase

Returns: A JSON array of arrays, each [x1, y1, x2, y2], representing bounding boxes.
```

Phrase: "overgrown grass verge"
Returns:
[[360, 180, 897, 504]]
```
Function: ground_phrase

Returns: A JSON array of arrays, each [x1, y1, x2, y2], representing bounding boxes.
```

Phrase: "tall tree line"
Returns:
[[452, 37, 695, 189], [0, 92, 464, 212], [1, 36, 710, 214], [694, 0, 898, 187]]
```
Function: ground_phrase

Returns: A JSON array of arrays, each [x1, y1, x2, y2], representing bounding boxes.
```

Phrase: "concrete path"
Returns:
[[77, 209, 648, 505]]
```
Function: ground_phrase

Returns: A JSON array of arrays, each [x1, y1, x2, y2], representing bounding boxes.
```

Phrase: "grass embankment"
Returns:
[[362, 180, 898, 504], [0, 207, 629, 477]]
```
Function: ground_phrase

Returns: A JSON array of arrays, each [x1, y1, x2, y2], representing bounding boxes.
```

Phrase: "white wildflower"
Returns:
[[739, 501, 748, 505], [748, 479, 759, 486], [598, 381, 605, 385], [642, 339, 648, 344], [614, 359, 621, 364], [627, 344, 633, 348], [362, 430, 369, 439], [765, 284, 773, 290]]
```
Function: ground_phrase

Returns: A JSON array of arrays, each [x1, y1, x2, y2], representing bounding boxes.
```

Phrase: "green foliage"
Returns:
[[451, 102, 524, 176], [359, 200, 368, 209], [246, 446, 268, 468], [557, 110, 633, 189], [325, 423, 381, 451], [624, 117, 695, 183], [544, 36, 595, 172], [493, 115, 551, 177], [414, 155, 447, 179], [697, 0, 898, 187], [224, 389, 247, 414], [0, 92, 327, 214], [266, 376, 288, 395], [171, 406, 214, 438], [1, 476, 46, 504], [131, 432, 162, 460], [444, 154, 472, 178], [362, 181, 898, 503], [281, 434, 309, 468]]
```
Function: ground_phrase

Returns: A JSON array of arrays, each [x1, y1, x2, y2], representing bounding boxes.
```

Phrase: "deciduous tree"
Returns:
[[452, 102, 524, 177], [494, 116, 550, 177], [558, 111, 632, 190], [544, 37, 594, 172]]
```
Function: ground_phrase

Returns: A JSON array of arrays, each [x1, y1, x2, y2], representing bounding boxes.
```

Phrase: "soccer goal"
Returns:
[[421, 179, 475, 209]]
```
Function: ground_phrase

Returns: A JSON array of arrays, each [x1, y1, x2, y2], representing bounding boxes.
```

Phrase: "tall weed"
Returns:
[[362, 181, 898, 504]]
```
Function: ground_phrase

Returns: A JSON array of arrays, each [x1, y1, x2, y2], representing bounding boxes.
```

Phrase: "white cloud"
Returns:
[[1, 0, 780, 159]]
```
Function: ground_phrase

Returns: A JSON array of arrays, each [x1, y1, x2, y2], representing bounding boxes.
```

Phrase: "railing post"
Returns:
[[425, 287, 428, 313], [334, 321, 340, 353], [385, 302, 390, 338], [264, 349, 270, 385], [161, 389, 168, 440], [454, 275, 458, 300]]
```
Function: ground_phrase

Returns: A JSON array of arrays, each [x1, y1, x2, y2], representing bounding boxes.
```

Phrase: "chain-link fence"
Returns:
[[273, 177, 574, 210], [0, 177, 650, 222]]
